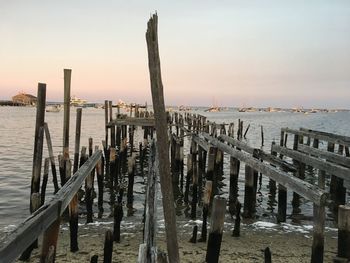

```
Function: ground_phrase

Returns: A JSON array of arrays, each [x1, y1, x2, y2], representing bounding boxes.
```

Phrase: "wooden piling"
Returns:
[[206, 196, 226, 263], [243, 165, 256, 218], [277, 184, 287, 223], [336, 205, 350, 260], [96, 158, 104, 218], [41, 158, 50, 205], [113, 203, 123, 243], [43, 123, 59, 193], [232, 201, 241, 237], [30, 83, 46, 213], [184, 154, 192, 204], [127, 155, 136, 215], [90, 255, 98, 263], [191, 143, 198, 219], [103, 230, 113, 263], [69, 107, 82, 252], [63, 69, 71, 162], [105, 100, 109, 146], [40, 219, 60, 263], [264, 247, 272, 263], [199, 181, 212, 242], [73, 108, 82, 174], [146, 14, 179, 262], [228, 156, 240, 215], [189, 225, 198, 243], [85, 138, 94, 224]]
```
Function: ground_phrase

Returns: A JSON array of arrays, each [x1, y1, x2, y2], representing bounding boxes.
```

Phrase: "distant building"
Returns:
[[12, 93, 37, 105]]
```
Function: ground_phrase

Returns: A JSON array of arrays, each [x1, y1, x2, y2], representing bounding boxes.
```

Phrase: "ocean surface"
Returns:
[[0, 106, 350, 238]]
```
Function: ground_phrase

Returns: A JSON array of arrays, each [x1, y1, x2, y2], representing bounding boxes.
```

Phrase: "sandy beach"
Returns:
[[17, 217, 338, 263]]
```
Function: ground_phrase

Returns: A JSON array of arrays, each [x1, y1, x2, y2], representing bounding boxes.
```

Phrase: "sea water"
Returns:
[[0, 106, 349, 238]]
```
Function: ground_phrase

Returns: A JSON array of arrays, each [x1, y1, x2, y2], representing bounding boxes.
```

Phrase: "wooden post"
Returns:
[[43, 123, 59, 193], [96, 158, 104, 218], [277, 184, 287, 223], [40, 219, 61, 263], [199, 181, 212, 242], [261, 125, 264, 147], [206, 147, 217, 202], [113, 203, 123, 242], [30, 83, 46, 213], [243, 165, 256, 218], [69, 107, 82, 252], [189, 225, 198, 243], [206, 196, 226, 263], [184, 154, 192, 204], [127, 155, 136, 215], [243, 123, 250, 139], [90, 255, 98, 263], [63, 69, 71, 163], [232, 201, 242, 237], [264, 247, 272, 263], [311, 203, 325, 263], [335, 205, 350, 261], [146, 13, 179, 263], [41, 158, 50, 205], [191, 142, 198, 219], [103, 230, 113, 263], [105, 100, 109, 146], [229, 157, 240, 215], [85, 138, 94, 224], [73, 108, 82, 174]]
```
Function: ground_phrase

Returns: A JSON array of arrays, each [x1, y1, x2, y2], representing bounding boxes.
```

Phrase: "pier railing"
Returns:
[[0, 151, 102, 263]]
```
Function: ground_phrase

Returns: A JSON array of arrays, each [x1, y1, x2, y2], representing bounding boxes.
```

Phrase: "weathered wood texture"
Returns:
[[138, 141, 158, 263], [272, 144, 349, 181], [107, 117, 155, 127], [63, 69, 71, 159], [30, 83, 46, 213], [146, 13, 179, 263], [0, 151, 102, 263], [202, 133, 327, 205], [282, 127, 350, 147]]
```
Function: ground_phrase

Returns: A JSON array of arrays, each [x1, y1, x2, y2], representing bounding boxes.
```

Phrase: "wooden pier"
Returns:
[[0, 14, 349, 263]]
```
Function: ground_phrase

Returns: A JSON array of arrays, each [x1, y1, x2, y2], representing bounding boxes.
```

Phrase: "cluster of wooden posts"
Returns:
[[1, 13, 350, 263], [166, 111, 350, 263]]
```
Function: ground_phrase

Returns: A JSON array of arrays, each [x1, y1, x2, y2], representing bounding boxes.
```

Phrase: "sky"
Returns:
[[0, 1, 349, 108]]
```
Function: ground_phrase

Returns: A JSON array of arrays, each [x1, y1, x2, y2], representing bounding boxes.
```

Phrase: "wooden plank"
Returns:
[[282, 127, 350, 147], [59, 151, 102, 210], [0, 151, 101, 263], [218, 134, 297, 172], [192, 135, 211, 152], [300, 128, 350, 144], [272, 144, 350, 181], [202, 135, 327, 205], [298, 144, 350, 168], [0, 202, 60, 263], [107, 117, 155, 127]]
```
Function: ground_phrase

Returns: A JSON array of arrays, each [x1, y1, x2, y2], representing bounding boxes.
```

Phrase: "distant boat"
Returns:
[[205, 106, 221, 112], [46, 105, 60, 113], [70, 95, 87, 106], [178, 105, 191, 111], [239, 107, 256, 112]]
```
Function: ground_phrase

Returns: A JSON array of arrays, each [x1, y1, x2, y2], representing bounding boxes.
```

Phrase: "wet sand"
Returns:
[[18, 219, 338, 263]]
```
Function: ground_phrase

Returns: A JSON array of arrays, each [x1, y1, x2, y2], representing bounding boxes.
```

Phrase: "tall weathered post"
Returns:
[[146, 13, 180, 263]]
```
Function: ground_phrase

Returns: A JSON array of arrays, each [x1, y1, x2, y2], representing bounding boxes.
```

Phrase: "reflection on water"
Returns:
[[0, 106, 350, 237]]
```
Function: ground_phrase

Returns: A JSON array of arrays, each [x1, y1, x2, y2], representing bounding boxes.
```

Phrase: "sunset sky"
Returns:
[[1, 1, 349, 108]]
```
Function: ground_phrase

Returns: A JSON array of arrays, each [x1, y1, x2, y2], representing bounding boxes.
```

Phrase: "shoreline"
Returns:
[[15, 217, 338, 262]]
